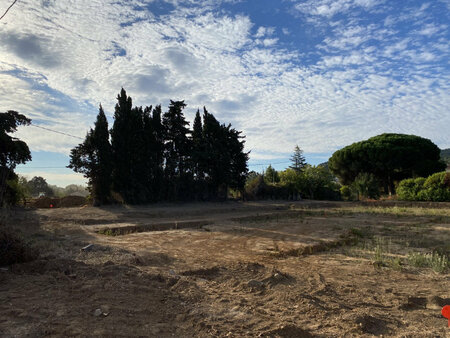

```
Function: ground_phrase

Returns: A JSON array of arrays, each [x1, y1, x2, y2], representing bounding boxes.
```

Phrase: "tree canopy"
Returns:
[[264, 165, 280, 184], [27, 176, 53, 197], [329, 133, 446, 195], [0, 111, 31, 206]]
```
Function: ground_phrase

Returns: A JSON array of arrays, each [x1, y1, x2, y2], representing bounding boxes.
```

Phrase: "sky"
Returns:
[[1, 0, 449, 186]]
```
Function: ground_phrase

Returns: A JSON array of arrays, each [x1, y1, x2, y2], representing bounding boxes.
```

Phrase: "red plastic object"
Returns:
[[49, 204, 53, 208], [442, 305, 450, 327]]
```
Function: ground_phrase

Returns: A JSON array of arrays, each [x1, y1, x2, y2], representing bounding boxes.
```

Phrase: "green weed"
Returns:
[[407, 252, 449, 273]]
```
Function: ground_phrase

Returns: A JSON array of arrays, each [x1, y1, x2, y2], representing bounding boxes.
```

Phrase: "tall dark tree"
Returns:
[[141, 105, 154, 200], [289, 145, 306, 172], [191, 109, 204, 180], [329, 133, 446, 195], [224, 124, 249, 195], [0, 111, 31, 206], [110, 88, 142, 203], [202, 108, 226, 197], [130, 105, 151, 203], [68, 105, 112, 205], [202, 108, 248, 199], [150, 105, 165, 201], [162, 100, 192, 200]]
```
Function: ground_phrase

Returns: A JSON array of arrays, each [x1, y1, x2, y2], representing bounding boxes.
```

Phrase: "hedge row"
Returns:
[[397, 172, 450, 201]]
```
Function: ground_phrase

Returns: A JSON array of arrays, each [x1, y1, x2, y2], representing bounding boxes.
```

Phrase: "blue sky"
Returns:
[[1, 0, 449, 186]]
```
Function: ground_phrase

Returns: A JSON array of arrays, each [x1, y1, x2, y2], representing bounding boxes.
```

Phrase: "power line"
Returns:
[[248, 160, 290, 167], [30, 123, 84, 140], [17, 166, 68, 169], [0, 0, 18, 21]]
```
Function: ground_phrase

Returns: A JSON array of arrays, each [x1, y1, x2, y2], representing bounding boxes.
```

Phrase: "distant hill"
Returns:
[[441, 148, 450, 165]]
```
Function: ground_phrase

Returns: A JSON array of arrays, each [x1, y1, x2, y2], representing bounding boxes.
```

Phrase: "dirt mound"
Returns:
[[33, 197, 60, 208], [59, 196, 86, 207], [262, 325, 314, 338], [401, 295, 450, 310], [32, 196, 86, 208], [354, 315, 389, 335]]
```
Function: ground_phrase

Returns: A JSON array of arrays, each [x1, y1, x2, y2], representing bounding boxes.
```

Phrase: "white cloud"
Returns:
[[255, 26, 275, 38], [416, 23, 446, 36], [294, 0, 383, 18]]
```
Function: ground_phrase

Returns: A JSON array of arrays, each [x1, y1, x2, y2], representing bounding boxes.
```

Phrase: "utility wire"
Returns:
[[248, 160, 290, 167], [30, 123, 84, 140], [0, 0, 18, 21], [18, 166, 68, 169]]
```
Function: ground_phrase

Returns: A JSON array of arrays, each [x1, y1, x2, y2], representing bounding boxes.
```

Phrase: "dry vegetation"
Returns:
[[1, 201, 449, 337]]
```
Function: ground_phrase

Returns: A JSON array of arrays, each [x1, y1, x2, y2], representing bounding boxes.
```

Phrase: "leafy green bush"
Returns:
[[279, 166, 341, 200], [245, 165, 340, 200], [421, 172, 450, 201], [398, 172, 450, 201], [397, 177, 426, 201], [340, 185, 352, 201]]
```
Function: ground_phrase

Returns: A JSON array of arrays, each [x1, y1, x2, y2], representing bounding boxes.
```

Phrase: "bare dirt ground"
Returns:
[[1, 200, 449, 337]]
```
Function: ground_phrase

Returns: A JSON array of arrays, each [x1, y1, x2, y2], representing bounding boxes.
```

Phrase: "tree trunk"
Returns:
[[0, 167, 9, 207], [387, 174, 395, 196]]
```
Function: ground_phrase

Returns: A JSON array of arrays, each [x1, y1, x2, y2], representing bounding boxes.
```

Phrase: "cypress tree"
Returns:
[[130, 105, 149, 203], [92, 105, 113, 204], [202, 107, 223, 198], [68, 105, 112, 205], [162, 100, 192, 200], [151, 105, 165, 201], [223, 124, 248, 196], [110, 88, 140, 203], [142, 105, 154, 201], [192, 109, 204, 179], [201, 107, 248, 199]]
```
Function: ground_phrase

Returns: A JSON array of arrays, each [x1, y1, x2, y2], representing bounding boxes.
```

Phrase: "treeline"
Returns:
[[244, 146, 341, 201], [5, 176, 88, 205], [69, 89, 248, 205]]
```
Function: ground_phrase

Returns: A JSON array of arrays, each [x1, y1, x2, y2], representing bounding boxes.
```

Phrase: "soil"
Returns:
[[0, 200, 449, 337]]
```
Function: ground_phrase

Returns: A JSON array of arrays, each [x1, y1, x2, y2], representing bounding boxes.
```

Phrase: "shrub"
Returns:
[[244, 175, 267, 200], [421, 172, 450, 201], [398, 172, 450, 202], [397, 177, 426, 201], [340, 185, 352, 200], [352, 172, 380, 200]]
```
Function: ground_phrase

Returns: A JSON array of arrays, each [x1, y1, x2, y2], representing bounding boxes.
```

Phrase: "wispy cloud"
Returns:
[[293, 0, 384, 18]]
